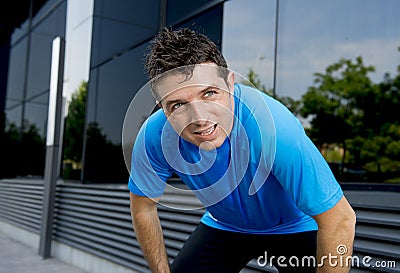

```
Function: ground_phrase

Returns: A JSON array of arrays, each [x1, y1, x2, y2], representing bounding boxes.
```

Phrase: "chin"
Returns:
[[199, 142, 217, 151], [199, 138, 225, 151]]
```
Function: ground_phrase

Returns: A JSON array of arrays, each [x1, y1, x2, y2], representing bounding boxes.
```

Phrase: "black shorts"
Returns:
[[171, 223, 317, 273]]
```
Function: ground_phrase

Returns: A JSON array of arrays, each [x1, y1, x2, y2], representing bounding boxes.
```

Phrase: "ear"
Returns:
[[227, 71, 235, 93]]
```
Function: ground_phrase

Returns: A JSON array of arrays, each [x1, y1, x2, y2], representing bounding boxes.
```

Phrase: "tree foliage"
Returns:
[[0, 120, 45, 178], [63, 81, 87, 164], [299, 53, 400, 181], [301, 57, 375, 156], [245, 48, 400, 182]]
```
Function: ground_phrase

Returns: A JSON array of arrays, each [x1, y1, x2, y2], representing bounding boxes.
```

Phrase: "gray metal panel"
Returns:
[[54, 183, 149, 272], [52, 183, 277, 272], [52, 184, 400, 272], [352, 206, 400, 272], [0, 179, 44, 233]]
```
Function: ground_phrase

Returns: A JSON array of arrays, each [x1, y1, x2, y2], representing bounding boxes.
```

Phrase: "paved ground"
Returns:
[[0, 232, 86, 273]]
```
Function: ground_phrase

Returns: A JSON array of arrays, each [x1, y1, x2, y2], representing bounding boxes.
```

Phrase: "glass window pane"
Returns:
[[91, 17, 156, 66], [5, 105, 22, 131], [175, 4, 224, 49], [24, 94, 49, 140], [84, 43, 149, 182], [63, 6, 93, 102], [276, 0, 400, 99], [27, 2, 66, 99], [2, 0, 66, 179], [86, 70, 98, 123], [20, 95, 48, 177], [11, 27, 28, 44], [3, 95, 47, 178], [222, 0, 276, 91], [2, 105, 22, 178], [31, 0, 66, 31], [94, 0, 160, 29], [167, 0, 224, 26], [6, 39, 27, 103], [26, 32, 52, 99]]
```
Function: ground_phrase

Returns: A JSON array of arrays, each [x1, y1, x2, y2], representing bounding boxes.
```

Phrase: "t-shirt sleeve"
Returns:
[[128, 120, 173, 198], [271, 102, 343, 216]]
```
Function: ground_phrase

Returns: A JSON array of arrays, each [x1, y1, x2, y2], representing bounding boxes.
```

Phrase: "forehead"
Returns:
[[153, 64, 228, 101]]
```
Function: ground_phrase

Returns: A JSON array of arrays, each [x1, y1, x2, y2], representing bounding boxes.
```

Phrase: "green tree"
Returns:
[[300, 57, 375, 165], [1, 120, 45, 178], [300, 54, 400, 181], [240, 58, 400, 182], [63, 81, 87, 175], [351, 72, 400, 176]]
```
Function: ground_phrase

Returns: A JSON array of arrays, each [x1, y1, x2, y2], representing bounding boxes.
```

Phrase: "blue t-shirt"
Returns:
[[128, 83, 343, 234]]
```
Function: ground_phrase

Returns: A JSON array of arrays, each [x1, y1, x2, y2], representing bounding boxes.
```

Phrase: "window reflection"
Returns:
[[6, 39, 27, 104], [91, 0, 159, 66], [176, 4, 223, 49], [91, 17, 157, 66], [83, 43, 148, 182], [167, 0, 224, 26], [2, 0, 66, 178], [83, 2, 226, 183], [275, 0, 400, 181], [222, 0, 400, 183], [4, 0, 398, 182], [94, 0, 160, 28], [222, 0, 276, 91], [27, 31, 52, 99], [276, 0, 400, 99]]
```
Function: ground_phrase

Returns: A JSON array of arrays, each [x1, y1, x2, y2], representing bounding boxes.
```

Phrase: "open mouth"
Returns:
[[194, 124, 218, 136]]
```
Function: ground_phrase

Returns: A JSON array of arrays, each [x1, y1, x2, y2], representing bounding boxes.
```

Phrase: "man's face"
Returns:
[[155, 64, 235, 151]]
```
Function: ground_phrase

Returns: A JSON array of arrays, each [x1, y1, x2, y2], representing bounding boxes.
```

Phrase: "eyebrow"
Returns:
[[164, 86, 220, 109], [199, 86, 219, 95], [165, 99, 183, 110]]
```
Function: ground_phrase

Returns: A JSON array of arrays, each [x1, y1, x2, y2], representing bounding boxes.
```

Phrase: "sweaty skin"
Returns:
[[155, 64, 235, 151]]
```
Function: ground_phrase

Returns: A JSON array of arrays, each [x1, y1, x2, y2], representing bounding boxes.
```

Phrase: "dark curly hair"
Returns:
[[144, 28, 228, 81]]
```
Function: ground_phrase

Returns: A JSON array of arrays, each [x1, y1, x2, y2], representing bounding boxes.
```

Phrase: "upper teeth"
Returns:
[[200, 126, 215, 136]]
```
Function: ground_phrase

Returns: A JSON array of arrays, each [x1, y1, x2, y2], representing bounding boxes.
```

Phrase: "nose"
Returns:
[[189, 101, 209, 125]]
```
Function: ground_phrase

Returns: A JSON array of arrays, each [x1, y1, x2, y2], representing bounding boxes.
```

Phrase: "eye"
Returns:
[[204, 90, 217, 98], [172, 102, 185, 110]]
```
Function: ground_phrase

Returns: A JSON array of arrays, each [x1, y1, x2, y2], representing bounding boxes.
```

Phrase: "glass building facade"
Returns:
[[1, 0, 399, 182], [1, 0, 67, 178]]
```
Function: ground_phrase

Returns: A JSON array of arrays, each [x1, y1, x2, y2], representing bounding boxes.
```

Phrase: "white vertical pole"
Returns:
[[39, 36, 65, 258]]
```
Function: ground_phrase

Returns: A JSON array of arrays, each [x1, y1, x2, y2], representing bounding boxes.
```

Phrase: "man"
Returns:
[[128, 28, 356, 273]]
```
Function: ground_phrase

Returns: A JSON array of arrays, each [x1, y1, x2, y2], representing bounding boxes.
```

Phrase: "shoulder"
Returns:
[[234, 83, 303, 139], [144, 108, 167, 134], [131, 108, 175, 172], [234, 84, 294, 123], [234, 84, 307, 162], [134, 108, 167, 154]]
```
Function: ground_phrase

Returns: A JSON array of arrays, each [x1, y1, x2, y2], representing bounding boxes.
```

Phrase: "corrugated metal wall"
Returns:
[[352, 204, 400, 272], [0, 179, 43, 233], [53, 183, 274, 273], [0, 179, 399, 272]]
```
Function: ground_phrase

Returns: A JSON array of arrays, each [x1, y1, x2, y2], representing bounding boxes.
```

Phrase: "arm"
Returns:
[[312, 196, 356, 273], [130, 192, 170, 273]]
